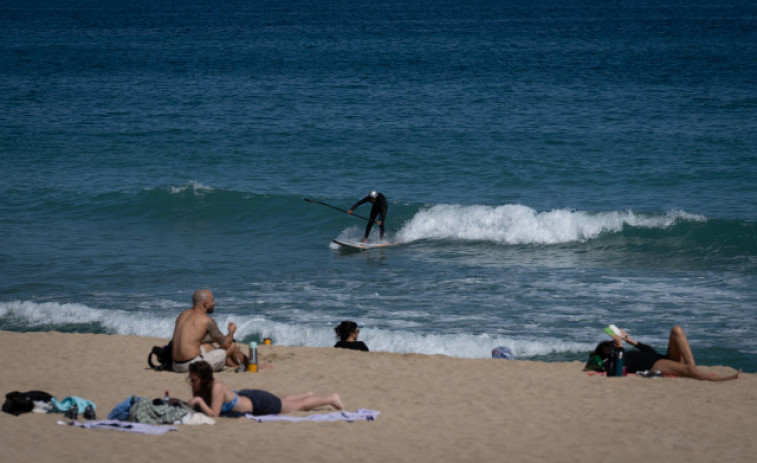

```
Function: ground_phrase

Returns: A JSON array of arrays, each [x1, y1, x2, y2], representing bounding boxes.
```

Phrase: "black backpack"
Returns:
[[147, 341, 174, 371]]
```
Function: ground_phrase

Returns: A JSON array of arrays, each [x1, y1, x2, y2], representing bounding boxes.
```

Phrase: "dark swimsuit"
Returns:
[[623, 342, 666, 373], [236, 390, 282, 416]]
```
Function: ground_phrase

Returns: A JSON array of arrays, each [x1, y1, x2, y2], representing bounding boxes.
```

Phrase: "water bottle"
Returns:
[[614, 349, 625, 377], [248, 342, 258, 372]]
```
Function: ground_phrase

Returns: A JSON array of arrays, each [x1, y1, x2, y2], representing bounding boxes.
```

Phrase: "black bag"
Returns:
[[147, 341, 173, 371], [2, 390, 54, 416]]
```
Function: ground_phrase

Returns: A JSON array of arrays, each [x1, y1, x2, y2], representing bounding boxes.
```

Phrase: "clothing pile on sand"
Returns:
[[3, 390, 215, 431], [3, 390, 96, 420]]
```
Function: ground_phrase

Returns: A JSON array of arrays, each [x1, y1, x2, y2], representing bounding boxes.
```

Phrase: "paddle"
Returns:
[[304, 198, 371, 222]]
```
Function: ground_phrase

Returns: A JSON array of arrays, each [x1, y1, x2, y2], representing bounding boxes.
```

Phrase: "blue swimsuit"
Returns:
[[221, 392, 238, 414], [220, 389, 282, 416]]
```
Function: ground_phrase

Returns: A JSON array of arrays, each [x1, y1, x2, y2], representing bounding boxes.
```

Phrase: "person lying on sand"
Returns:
[[186, 361, 344, 417], [594, 325, 741, 381]]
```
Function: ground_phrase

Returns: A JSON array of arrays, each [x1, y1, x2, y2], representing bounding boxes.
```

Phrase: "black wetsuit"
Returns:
[[620, 342, 666, 373], [334, 340, 369, 352], [350, 193, 388, 240]]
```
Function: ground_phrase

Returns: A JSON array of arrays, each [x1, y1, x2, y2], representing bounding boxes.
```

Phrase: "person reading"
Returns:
[[593, 325, 741, 381]]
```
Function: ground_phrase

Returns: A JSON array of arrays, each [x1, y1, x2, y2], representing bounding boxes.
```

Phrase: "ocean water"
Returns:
[[2, 1, 756, 371]]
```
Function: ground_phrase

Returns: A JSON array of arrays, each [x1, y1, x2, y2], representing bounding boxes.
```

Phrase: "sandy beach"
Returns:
[[1, 330, 755, 462]]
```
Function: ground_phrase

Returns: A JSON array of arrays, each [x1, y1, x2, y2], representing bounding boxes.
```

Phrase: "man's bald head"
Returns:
[[192, 289, 215, 313]]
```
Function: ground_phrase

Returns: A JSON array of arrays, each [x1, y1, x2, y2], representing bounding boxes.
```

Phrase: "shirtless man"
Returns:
[[171, 289, 245, 373]]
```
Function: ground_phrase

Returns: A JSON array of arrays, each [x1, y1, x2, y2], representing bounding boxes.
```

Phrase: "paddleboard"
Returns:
[[333, 239, 395, 251]]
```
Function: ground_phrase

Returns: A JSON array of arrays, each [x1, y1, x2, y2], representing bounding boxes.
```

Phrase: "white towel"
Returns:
[[245, 408, 380, 423], [58, 419, 178, 435]]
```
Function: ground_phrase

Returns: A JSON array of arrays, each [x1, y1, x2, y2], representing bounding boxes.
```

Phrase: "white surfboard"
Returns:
[[333, 239, 395, 251]]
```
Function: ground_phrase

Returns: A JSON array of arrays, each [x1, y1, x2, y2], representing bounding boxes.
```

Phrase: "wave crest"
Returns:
[[164, 181, 214, 195], [396, 204, 705, 245]]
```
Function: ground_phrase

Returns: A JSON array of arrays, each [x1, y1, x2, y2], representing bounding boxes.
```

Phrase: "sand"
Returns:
[[1, 330, 755, 462]]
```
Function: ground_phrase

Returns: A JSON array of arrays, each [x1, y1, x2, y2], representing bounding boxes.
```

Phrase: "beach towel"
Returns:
[[58, 419, 178, 435], [587, 371, 679, 378], [244, 408, 380, 423]]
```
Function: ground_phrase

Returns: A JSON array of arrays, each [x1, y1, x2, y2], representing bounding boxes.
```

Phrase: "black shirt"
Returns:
[[334, 340, 369, 352], [622, 342, 666, 373]]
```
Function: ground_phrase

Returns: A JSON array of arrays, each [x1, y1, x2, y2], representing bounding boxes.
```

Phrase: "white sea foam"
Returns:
[[166, 181, 214, 195], [212, 319, 594, 359], [0, 300, 174, 338], [0, 300, 593, 359], [395, 204, 705, 245]]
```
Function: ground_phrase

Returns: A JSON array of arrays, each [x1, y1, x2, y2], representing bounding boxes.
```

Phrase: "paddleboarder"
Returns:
[[347, 190, 388, 243]]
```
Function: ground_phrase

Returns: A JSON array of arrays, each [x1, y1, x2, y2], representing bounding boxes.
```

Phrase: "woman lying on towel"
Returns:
[[186, 361, 344, 417], [594, 325, 741, 381]]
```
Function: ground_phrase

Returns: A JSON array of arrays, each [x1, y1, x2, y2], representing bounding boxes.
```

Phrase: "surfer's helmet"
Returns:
[[369, 190, 378, 199]]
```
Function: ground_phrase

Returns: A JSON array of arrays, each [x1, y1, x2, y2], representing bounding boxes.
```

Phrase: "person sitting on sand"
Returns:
[[171, 289, 246, 373], [594, 325, 741, 381], [334, 321, 369, 351], [186, 361, 344, 417]]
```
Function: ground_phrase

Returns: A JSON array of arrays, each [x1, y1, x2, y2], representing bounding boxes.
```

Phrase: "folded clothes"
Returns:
[[245, 408, 380, 423]]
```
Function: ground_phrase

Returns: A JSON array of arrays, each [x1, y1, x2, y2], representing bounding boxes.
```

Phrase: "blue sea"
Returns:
[[2, 0, 756, 371]]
